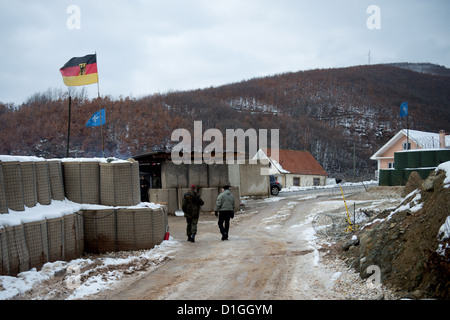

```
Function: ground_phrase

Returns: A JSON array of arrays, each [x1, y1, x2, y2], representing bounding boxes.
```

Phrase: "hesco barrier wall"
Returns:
[[0, 162, 7, 214], [2, 161, 24, 212], [83, 207, 167, 254], [20, 161, 37, 208], [0, 158, 138, 211], [0, 156, 168, 276], [0, 207, 167, 276], [4, 224, 30, 276], [22, 219, 49, 271], [35, 161, 52, 206], [100, 161, 140, 206], [0, 158, 68, 212], [48, 160, 65, 201], [63, 161, 100, 204]]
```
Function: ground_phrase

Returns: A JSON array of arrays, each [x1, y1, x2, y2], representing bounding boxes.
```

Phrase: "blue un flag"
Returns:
[[86, 109, 106, 127], [400, 102, 408, 118]]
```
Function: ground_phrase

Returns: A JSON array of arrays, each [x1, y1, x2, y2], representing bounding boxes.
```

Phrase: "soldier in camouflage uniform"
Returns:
[[182, 185, 204, 242]]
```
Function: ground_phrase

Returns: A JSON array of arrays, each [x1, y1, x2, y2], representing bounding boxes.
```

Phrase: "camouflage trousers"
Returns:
[[186, 218, 198, 236]]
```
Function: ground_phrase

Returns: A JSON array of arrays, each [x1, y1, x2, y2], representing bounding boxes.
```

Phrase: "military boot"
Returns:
[[190, 233, 196, 243]]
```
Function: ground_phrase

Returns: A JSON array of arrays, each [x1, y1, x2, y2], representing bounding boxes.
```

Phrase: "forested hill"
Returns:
[[1, 63, 449, 180]]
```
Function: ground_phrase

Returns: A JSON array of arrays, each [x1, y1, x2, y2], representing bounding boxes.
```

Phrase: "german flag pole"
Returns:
[[60, 54, 100, 157], [67, 94, 72, 158], [95, 52, 105, 158]]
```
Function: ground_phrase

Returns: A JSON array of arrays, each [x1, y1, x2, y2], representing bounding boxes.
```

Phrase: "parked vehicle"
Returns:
[[270, 175, 282, 195]]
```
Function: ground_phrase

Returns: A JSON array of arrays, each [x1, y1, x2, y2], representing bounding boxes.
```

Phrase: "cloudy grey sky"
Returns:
[[1, 0, 449, 105]]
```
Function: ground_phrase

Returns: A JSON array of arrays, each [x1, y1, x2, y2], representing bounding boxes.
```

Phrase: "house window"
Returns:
[[403, 142, 411, 150], [313, 178, 320, 186], [388, 162, 394, 169], [293, 177, 300, 186]]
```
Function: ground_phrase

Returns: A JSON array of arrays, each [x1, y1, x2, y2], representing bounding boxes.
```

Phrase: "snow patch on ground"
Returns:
[[0, 238, 180, 300]]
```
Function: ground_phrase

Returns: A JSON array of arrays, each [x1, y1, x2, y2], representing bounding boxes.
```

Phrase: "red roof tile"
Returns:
[[264, 148, 328, 176]]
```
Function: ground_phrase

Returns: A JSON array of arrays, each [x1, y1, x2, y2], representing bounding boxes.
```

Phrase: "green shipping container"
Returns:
[[421, 150, 437, 167], [407, 151, 421, 169], [391, 169, 405, 186], [379, 169, 391, 186], [394, 152, 408, 170], [436, 150, 450, 165]]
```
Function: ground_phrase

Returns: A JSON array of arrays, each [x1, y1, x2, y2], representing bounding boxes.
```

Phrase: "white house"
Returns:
[[253, 148, 328, 187]]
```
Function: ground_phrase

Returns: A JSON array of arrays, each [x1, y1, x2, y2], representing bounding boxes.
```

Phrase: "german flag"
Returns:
[[60, 54, 98, 86]]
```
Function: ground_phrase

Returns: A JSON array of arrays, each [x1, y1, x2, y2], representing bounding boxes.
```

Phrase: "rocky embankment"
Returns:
[[336, 168, 450, 299]]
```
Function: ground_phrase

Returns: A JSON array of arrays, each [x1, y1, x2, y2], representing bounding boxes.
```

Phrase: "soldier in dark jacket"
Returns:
[[182, 185, 204, 242], [215, 184, 235, 241], [140, 176, 150, 202]]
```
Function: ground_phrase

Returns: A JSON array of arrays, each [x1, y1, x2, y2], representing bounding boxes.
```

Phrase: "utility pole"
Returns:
[[353, 142, 356, 180]]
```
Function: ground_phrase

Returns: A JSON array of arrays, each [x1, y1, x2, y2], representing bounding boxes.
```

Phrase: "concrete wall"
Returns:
[[229, 162, 269, 197], [161, 162, 188, 189], [162, 161, 230, 189], [156, 160, 269, 214], [149, 188, 178, 214]]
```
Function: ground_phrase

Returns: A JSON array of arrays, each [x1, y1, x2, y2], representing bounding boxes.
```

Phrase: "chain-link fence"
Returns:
[[310, 183, 377, 240]]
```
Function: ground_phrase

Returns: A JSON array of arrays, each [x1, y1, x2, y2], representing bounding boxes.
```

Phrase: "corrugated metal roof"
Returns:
[[264, 148, 328, 176]]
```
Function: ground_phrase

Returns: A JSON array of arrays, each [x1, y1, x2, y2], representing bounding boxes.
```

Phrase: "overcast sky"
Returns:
[[1, 0, 449, 105]]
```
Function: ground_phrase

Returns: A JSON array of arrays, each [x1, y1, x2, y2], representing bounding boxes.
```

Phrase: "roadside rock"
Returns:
[[342, 237, 360, 251]]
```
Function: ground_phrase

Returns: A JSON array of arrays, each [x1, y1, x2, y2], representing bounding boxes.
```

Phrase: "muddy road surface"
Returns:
[[93, 192, 400, 300]]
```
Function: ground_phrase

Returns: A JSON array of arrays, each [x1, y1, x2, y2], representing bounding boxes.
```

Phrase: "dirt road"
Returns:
[[93, 192, 400, 300]]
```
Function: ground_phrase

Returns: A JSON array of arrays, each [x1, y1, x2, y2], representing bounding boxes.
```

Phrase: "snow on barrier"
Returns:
[[100, 160, 140, 206]]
